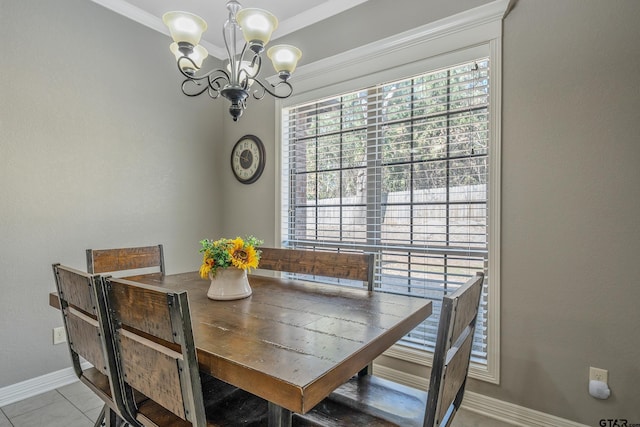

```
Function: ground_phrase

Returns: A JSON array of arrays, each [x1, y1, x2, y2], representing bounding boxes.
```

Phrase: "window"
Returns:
[[277, 1, 504, 383], [282, 58, 490, 361]]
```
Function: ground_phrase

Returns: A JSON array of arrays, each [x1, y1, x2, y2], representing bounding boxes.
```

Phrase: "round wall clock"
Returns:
[[231, 134, 266, 184]]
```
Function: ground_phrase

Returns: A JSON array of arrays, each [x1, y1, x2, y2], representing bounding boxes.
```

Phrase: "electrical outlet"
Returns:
[[590, 367, 608, 383], [53, 326, 66, 345]]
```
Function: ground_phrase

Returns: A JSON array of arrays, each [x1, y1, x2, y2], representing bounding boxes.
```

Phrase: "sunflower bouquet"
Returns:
[[199, 236, 263, 279]]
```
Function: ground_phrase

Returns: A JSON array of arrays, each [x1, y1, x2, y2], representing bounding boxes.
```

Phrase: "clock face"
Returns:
[[231, 135, 265, 184]]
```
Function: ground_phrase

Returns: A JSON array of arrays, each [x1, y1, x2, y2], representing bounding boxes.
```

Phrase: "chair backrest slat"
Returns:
[[66, 307, 107, 374], [436, 327, 474, 421], [101, 277, 206, 425], [55, 265, 97, 314], [258, 247, 374, 289], [118, 328, 186, 418], [108, 279, 175, 343], [448, 277, 484, 346], [426, 271, 484, 427], [86, 245, 165, 275]]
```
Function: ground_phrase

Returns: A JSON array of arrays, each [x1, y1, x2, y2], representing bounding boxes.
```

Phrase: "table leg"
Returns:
[[268, 402, 292, 427]]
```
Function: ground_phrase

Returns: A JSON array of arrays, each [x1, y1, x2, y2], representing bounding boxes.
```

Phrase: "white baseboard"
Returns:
[[0, 362, 90, 407], [373, 365, 590, 427]]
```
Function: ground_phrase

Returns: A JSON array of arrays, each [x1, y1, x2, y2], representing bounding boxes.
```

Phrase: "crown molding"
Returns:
[[289, 0, 511, 94]]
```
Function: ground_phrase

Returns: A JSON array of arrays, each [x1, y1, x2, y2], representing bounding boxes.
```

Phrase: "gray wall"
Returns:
[[2, 0, 640, 425], [0, 0, 225, 385], [222, 0, 640, 424], [220, 99, 279, 245], [491, 0, 640, 420]]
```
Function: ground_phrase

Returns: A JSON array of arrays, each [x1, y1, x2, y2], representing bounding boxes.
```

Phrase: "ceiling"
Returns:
[[91, 0, 369, 60]]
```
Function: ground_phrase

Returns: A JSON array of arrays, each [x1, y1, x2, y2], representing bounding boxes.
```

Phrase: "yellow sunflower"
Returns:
[[230, 244, 259, 271], [199, 252, 215, 278], [231, 237, 244, 252], [199, 263, 211, 279]]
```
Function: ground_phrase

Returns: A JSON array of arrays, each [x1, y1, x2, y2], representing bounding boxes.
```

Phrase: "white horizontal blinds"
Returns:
[[283, 58, 490, 363]]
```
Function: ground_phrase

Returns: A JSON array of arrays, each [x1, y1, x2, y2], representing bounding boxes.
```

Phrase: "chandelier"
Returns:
[[163, 1, 302, 121]]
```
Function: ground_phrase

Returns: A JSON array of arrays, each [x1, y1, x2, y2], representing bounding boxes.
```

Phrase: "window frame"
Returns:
[[275, 0, 507, 384]]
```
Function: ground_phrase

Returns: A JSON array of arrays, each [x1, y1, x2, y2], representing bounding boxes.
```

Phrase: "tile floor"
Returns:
[[0, 380, 512, 427], [0, 382, 103, 427]]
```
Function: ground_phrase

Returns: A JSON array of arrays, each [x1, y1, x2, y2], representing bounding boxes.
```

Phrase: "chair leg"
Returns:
[[101, 406, 129, 427], [93, 405, 106, 427], [358, 363, 373, 377]]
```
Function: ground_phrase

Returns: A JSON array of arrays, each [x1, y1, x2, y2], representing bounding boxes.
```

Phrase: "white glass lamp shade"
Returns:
[[170, 43, 208, 70], [236, 8, 278, 46], [226, 59, 258, 87], [163, 11, 207, 46], [267, 45, 302, 75]]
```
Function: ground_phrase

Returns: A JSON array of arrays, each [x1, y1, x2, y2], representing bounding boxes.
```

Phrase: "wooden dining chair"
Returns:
[[98, 276, 268, 427], [292, 272, 485, 427], [257, 247, 375, 291], [86, 244, 165, 276], [51, 264, 128, 427]]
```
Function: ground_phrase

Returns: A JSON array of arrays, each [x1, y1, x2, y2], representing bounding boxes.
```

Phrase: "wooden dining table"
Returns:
[[50, 270, 432, 426]]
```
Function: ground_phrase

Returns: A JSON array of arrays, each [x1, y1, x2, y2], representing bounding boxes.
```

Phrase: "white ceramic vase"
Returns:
[[207, 268, 252, 300]]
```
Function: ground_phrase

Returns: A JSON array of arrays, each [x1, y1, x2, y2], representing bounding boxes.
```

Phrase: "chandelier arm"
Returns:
[[206, 75, 229, 99], [207, 88, 219, 99], [181, 73, 229, 98], [233, 42, 255, 89], [238, 53, 261, 90], [176, 56, 232, 82], [176, 56, 198, 76], [250, 78, 294, 100], [180, 79, 210, 97]]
